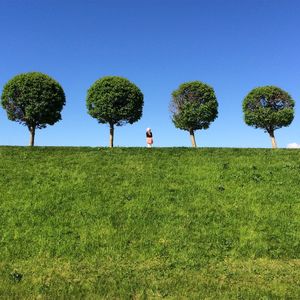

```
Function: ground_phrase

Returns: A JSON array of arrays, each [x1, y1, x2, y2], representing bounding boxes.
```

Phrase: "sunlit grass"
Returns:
[[0, 147, 299, 298]]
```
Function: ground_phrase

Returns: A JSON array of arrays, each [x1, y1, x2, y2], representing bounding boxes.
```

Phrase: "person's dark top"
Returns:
[[146, 131, 152, 138]]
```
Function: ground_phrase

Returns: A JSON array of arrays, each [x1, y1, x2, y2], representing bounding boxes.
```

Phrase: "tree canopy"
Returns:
[[170, 81, 218, 147], [243, 86, 295, 148], [1, 72, 66, 146], [86, 76, 144, 147]]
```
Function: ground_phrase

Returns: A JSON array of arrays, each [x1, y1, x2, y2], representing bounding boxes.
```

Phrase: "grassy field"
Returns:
[[0, 146, 300, 299]]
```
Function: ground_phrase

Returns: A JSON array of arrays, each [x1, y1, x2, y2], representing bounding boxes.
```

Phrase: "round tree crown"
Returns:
[[170, 81, 218, 131], [243, 86, 295, 132], [86, 76, 144, 126], [1, 72, 66, 129]]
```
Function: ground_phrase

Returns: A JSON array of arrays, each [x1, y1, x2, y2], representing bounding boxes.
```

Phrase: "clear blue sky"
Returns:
[[1, 0, 300, 147]]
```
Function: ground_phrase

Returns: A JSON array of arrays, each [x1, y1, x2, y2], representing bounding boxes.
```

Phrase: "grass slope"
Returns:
[[0, 147, 300, 298]]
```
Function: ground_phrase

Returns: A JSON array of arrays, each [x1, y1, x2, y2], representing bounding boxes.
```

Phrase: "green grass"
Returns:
[[0, 146, 300, 298]]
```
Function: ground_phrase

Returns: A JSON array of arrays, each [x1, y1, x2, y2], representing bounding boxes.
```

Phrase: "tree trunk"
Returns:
[[29, 126, 35, 146], [109, 123, 114, 148], [269, 130, 277, 149], [189, 129, 197, 148]]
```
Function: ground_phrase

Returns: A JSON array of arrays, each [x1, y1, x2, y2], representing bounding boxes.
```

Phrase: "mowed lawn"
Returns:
[[0, 147, 300, 298]]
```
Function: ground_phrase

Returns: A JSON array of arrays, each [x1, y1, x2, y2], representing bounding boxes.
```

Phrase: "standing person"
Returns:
[[146, 128, 153, 148]]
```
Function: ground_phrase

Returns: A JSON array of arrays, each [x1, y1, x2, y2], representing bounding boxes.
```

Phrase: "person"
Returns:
[[146, 128, 153, 148]]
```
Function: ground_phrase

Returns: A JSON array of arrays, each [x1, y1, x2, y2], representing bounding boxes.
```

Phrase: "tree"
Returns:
[[1, 72, 66, 146], [86, 76, 144, 147], [170, 81, 218, 147], [243, 86, 295, 148]]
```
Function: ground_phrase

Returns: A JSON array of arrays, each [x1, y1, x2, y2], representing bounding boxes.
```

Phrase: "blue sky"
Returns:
[[0, 0, 300, 147]]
